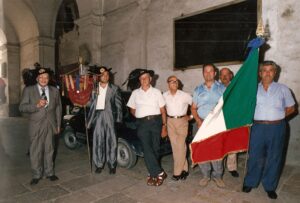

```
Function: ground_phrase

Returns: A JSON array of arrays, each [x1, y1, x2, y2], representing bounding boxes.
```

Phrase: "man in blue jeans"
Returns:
[[243, 61, 295, 199], [191, 64, 225, 188]]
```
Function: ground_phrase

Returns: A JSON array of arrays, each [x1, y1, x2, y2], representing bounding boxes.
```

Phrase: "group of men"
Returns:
[[20, 61, 295, 200]]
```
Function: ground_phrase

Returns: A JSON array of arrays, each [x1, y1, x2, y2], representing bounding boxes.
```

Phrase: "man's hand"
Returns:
[[37, 99, 48, 108], [161, 125, 168, 138], [184, 115, 194, 121], [196, 119, 203, 128]]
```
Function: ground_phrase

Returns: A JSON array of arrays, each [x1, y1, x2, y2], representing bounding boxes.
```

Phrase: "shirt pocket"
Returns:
[[196, 92, 209, 106], [270, 93, 283, 110]]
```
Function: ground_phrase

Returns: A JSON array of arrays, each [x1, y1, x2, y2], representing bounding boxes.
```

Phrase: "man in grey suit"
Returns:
[[87, 66, 122, 174], [19, 67, 62, 185]]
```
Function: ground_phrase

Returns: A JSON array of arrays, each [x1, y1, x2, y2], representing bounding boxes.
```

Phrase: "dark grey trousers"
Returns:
[[92, 111, 117, 169], [137, 116, 163, 177], [30, 121, 54, 179]]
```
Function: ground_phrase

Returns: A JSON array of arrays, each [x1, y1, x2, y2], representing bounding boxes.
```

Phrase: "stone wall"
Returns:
[[98, 0, 300, 165]]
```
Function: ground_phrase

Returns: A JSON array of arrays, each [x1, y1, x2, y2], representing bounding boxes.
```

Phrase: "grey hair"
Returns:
[[260, 60, 277, 71]]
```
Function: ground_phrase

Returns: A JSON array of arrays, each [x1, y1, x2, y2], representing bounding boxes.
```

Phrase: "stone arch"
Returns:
[[1, 0, 40, 116], [3, 0, 39, 43]]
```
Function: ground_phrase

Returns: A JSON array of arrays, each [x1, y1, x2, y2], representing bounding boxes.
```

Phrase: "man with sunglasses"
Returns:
[[163, 76, 192, 181]]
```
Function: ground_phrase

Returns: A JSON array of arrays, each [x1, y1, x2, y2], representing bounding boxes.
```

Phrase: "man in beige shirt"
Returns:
[[163, 76, 192, 181]]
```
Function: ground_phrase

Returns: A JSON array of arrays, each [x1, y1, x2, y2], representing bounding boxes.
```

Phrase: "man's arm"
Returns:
[[55, 89, 62, 134], [160, 106, 167, 137], [130, 108, 136, 117], [160, 106, 167, 125], [114, 87, 123, 123], [87, 97, 96, 129], [19, 87, 39, 113], [285, 105, 296, 117], [191, 102, 203, 128]]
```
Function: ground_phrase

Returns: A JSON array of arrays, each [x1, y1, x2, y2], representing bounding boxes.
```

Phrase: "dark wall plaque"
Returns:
[[174, 0, 257, 69]]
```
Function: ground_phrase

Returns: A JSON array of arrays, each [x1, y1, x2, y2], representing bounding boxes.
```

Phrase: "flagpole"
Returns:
[[84, 105, 93, 173], [242, 0, 264, 190], [79, 56, 93, 174]]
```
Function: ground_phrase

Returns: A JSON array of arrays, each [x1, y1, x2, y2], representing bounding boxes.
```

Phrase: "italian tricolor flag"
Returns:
[[190, 45, 260, 164]]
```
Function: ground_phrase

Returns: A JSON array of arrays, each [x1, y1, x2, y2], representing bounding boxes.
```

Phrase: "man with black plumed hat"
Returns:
[[87, 66, 122, 174], [19, 67, 62, 185]]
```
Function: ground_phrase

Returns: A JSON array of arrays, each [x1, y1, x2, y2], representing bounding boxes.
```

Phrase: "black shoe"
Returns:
[[242, 185, 252, 193], [95, 167, 102, 174], [229, 170, 239, 177], [171, 174, 181, 181], [109, 168, 116, 174], [180, 170, 189, 180], [30, 178, 40, 185], [266, 191, 277, 199], [47, 175, 59, 181]]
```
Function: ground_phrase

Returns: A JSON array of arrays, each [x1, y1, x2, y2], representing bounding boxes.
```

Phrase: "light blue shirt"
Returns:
[[254, 82, 295, 121], [192, 81, 225, 119]]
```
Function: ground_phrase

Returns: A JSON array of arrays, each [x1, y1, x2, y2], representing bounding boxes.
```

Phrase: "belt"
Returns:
[[138, 114, 161, 121], [254, 119, 283, 124], [167, 115, 186, 119]]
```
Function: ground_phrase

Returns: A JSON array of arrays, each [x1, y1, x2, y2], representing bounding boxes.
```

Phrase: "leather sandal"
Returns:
[[155, 171, 167, 186], [147, 176, 156, 186]]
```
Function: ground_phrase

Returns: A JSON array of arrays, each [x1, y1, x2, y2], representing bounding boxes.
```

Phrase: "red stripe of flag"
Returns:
[[190, 126, 250, 164]]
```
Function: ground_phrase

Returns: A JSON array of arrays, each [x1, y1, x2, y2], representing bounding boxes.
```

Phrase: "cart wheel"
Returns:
[[63, 129, 79, 150], [117, 138, 137, 169]]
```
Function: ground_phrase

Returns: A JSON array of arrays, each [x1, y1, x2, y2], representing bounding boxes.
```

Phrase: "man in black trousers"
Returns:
[[127, 69, 168, 186]]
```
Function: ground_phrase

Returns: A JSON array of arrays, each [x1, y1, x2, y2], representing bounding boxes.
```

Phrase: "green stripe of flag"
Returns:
[[222, 49, 259, 129]]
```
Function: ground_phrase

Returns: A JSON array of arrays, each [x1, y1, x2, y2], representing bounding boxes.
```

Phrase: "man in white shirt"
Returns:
[[163, 76, 192, 181], [127, 69, 167, 186], [87, 66, 122, 174]]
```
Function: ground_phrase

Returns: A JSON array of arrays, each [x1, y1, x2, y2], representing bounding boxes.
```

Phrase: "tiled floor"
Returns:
[[0, 117, 299, 203]]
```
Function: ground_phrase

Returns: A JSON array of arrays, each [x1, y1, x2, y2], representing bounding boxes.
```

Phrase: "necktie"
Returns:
[[41, 88, 47, 101]]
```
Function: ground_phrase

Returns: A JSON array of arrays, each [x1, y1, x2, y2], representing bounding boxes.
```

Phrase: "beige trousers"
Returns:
[[227, 153, 237, 171], [167, 117, 188, 176]]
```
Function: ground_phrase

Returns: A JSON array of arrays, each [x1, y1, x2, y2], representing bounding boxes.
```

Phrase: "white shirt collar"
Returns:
[[139, 85, 152, 92], [37, 84, 48, 90]]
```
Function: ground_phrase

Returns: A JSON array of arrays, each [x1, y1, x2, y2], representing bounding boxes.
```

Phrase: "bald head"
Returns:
[[220, 67, 233, 87]]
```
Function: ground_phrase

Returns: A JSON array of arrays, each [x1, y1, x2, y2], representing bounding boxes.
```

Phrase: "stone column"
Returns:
[[75, 13, 103, 65], [0, 44, 8, 116], [5, 44, 20, 116], [37, 36, 56, 71], [20, 36, 56, 71]]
